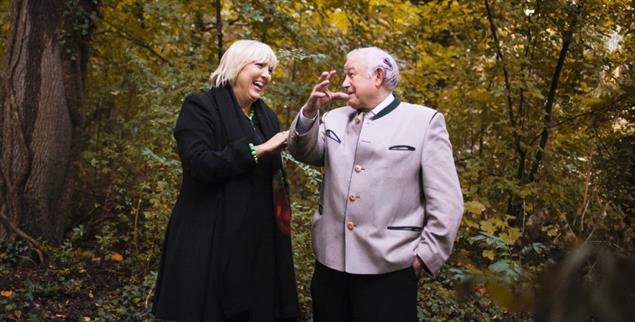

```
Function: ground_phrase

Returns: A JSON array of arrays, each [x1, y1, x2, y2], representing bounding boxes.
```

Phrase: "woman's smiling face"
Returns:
[[233, 60, 273, 107]]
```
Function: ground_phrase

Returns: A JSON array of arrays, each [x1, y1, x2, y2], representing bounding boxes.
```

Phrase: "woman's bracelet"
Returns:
[[248, 143, 258, 163]]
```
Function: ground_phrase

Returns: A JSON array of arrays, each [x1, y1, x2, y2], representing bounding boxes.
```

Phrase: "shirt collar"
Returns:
[[366, 93, 395, 117]]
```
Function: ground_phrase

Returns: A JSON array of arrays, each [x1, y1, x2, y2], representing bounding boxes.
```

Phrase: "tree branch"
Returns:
[[101, 20, 171, 66], [528, 4, 581, 182], [485, 0, 526, 180], [518, 0, 543, 133], [0, 205, 46, 264], [527, 110, 595, 145], [216, 0, 224, 62]]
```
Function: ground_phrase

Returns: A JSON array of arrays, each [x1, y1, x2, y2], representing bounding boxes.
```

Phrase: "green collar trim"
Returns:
[[370, 96, 401, 120]]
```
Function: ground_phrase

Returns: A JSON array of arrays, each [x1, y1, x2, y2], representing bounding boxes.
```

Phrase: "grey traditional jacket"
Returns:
[[288, 97, 463, 275]]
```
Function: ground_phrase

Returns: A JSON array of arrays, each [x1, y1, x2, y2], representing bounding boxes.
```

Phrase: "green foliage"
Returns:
[[94, 272, 155, 321], [417, 277, 512, 322], [1, 0, 633, 320], [0, 239, 32, 267], [286, 151, 322, 319], [0, 232, 155, 321]]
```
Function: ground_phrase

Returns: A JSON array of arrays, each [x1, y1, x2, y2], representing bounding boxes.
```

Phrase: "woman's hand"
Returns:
[[255, 131, 289, 157], [302, 70, 349, 118]]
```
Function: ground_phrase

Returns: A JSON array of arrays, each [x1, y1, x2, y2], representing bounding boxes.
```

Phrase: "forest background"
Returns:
[[0, 0, 633, 321]]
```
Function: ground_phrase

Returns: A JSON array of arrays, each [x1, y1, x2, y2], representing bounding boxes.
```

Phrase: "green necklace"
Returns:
[[248, 109, 255, 121]]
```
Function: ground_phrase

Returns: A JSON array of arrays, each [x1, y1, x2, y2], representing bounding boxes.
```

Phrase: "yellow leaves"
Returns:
[[1, 289, 12, 297], [500, 228, 521, 245], [480, 218, 502, 234], [111, 252, 123, 262], [479, 217, 520, 245], [542, 224, 559, 237], [461, 217, 479, 229], [329, 9, 349, 33], [464, 200, 486, 215], [462, 200, 487, 229], [482, 249, 496, 260]]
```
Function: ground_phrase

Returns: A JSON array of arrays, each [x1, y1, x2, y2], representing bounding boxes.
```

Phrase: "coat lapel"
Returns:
[[253, 99, 277, 139], [208, 84, 258, 144]]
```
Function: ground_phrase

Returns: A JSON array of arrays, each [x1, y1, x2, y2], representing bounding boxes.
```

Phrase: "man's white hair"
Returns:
[[346, 47, 400, 90], [209, 40, 278, 88]]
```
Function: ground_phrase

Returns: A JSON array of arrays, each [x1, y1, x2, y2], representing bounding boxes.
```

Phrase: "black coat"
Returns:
[[152, 85, 299, 321]]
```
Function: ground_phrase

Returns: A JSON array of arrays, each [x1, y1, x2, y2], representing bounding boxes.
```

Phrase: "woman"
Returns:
[[152, 40, 299, 322]]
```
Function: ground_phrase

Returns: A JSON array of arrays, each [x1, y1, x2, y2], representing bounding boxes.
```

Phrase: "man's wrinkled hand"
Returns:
[[302, 70, 349, 118]]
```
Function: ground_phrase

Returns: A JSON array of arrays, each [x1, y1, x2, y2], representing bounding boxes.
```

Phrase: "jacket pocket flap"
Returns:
[[387, 226, 422, 232], [388, 145, 415, 151], [325, 129, 342, 143]]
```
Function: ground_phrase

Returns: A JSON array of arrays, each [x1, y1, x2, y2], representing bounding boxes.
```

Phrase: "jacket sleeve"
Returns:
[[414, 112, 464, 275], [287, 110, 325, 166], [174, 93, 256, 183]]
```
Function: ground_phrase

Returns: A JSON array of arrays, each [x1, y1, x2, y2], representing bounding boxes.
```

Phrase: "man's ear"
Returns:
[[374, 68, 385, 87]]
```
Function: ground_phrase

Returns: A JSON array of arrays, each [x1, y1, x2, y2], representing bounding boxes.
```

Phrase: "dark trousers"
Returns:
[[311, 262, 418, 322], [227, 312, 296, 322]]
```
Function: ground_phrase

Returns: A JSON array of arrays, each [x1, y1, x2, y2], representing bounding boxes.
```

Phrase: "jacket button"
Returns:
[[347, 221, 355, 230], [348, 193, 357, 201], [354, 165, 362, 173]]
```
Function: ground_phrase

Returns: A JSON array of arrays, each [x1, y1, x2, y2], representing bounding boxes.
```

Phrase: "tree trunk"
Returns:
[[216, 0, 224, 62], [0, 0, 98, 242]]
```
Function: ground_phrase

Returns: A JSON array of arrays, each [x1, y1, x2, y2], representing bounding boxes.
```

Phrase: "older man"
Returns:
[[288, 47, 464, 322]]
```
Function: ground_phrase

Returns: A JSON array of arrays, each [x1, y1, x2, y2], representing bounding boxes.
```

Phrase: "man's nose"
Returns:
[[342, 77, 350, 88]]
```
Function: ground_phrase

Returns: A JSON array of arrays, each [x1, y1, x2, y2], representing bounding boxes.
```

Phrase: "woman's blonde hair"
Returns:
[[209, 40, 278, 88]]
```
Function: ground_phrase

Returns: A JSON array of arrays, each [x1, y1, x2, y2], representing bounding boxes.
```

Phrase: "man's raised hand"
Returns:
[[302, 70, 349, 118]]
